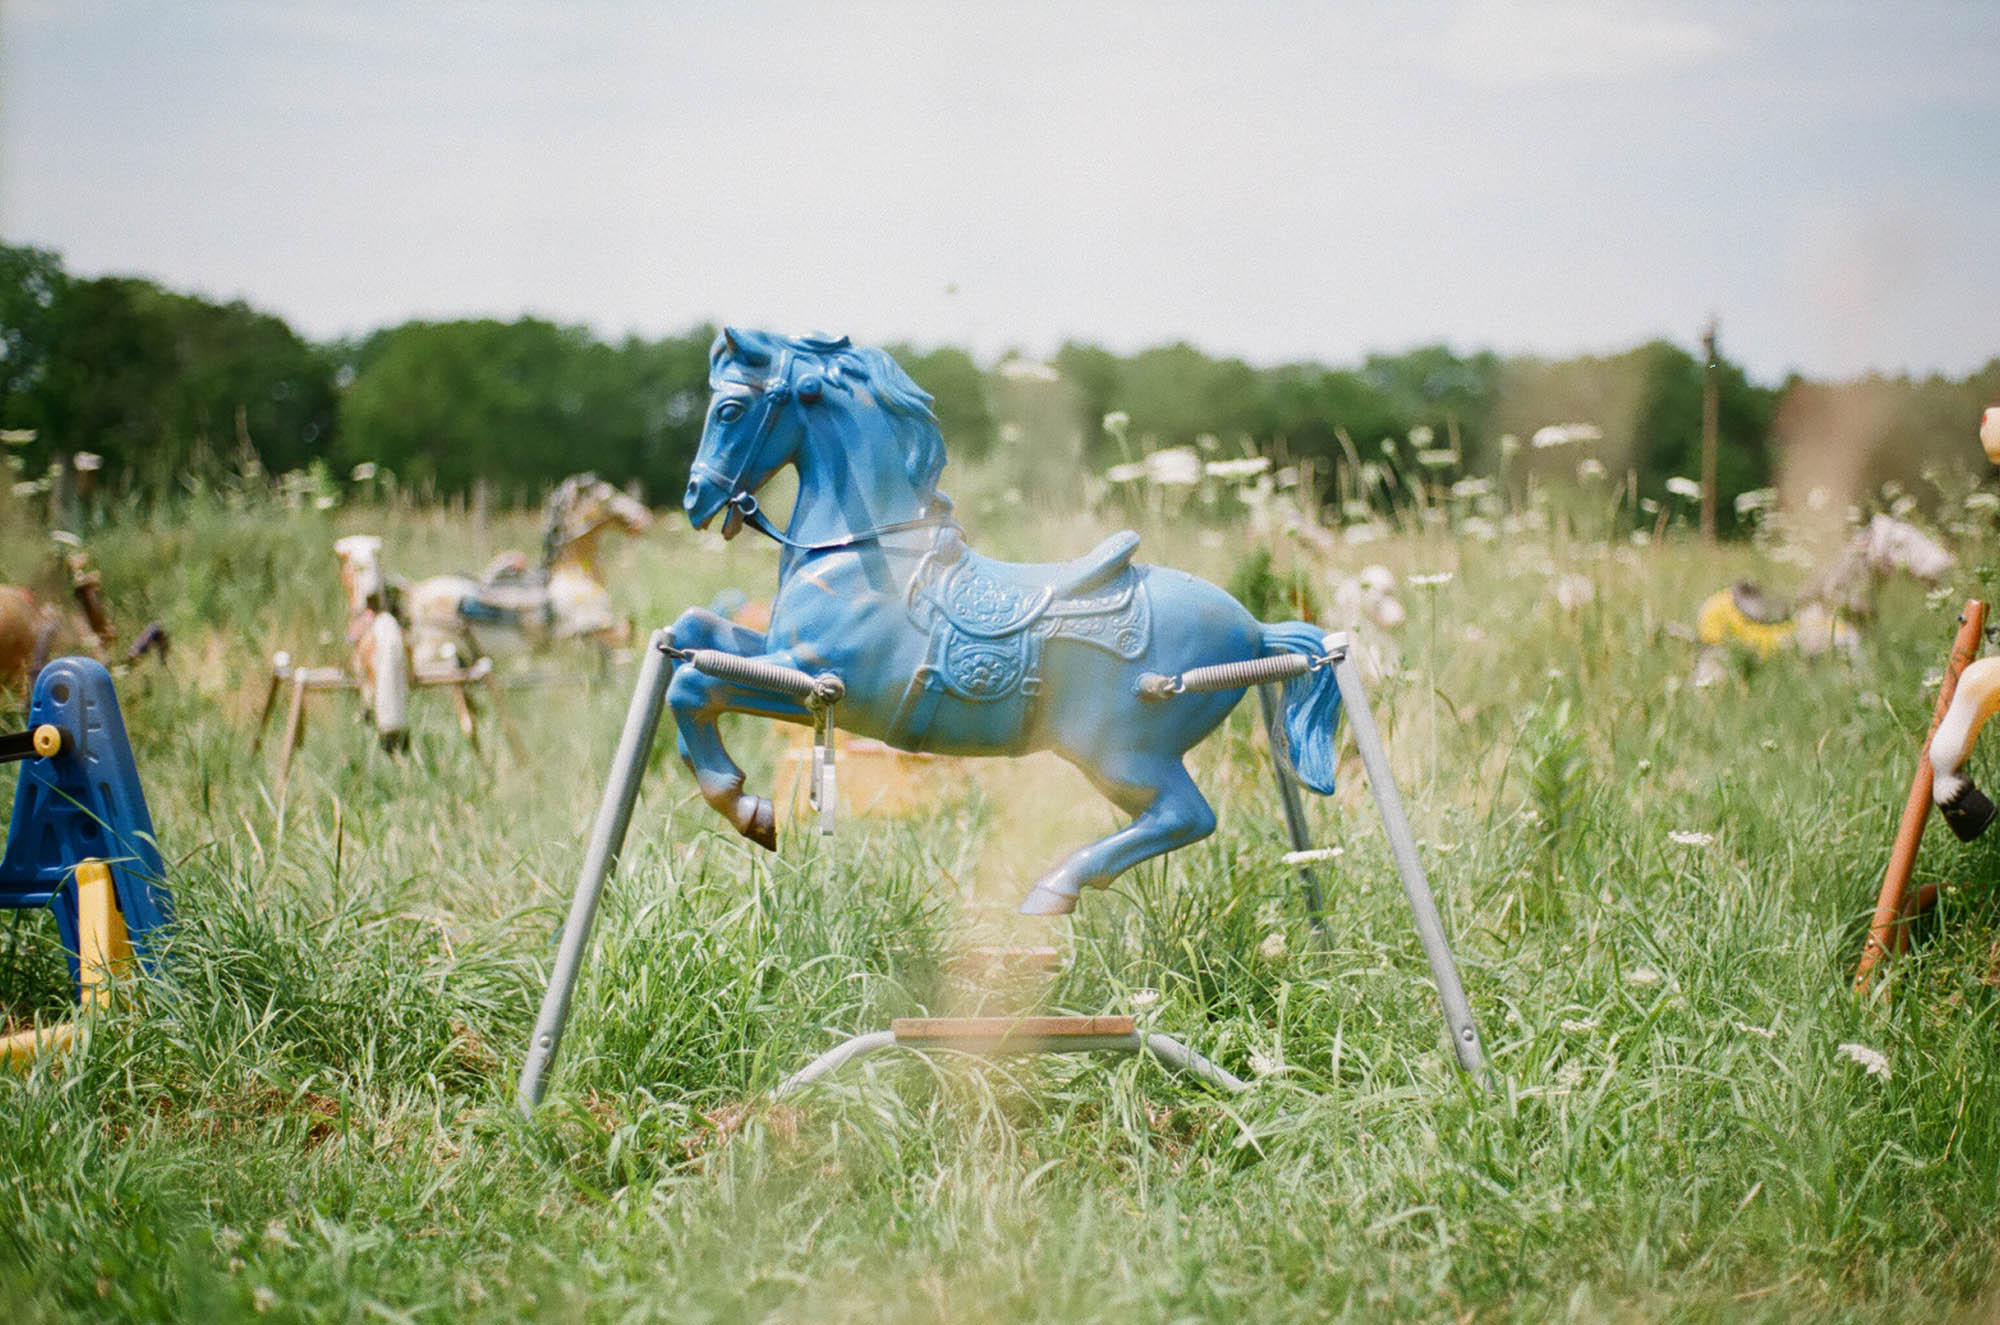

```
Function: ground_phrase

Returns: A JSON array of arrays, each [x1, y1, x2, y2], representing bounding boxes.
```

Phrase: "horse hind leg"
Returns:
[[1019, 757, 1218, 916]]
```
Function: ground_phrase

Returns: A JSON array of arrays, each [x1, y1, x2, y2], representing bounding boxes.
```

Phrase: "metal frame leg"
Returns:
[[517, 630, 676, 1115], [1255, 682, 1329, 935], [1330, 643, 1489, 1081]]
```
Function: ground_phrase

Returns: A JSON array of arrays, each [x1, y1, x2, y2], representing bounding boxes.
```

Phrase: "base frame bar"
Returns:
[[771, 1016, 1250, 1099]]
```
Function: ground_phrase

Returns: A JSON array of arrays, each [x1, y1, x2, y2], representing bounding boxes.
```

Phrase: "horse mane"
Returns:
[[541, 473, 591, 566], [711, 329, 946, 498]]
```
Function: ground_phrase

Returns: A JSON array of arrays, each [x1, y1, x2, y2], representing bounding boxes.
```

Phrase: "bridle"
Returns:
[[691, 347, 957, 556]]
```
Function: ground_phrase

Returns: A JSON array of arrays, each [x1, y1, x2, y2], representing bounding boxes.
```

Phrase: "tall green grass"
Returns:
[[4, 491, 2000, 1320]]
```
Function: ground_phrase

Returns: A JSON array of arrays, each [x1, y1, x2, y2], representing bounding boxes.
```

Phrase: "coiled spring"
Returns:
[[671, 645, 845, 706], [1138, 651, 1320, 700]]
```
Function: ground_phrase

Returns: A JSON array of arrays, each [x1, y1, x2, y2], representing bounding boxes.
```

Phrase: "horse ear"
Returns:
[[722, 326, 770, 367]]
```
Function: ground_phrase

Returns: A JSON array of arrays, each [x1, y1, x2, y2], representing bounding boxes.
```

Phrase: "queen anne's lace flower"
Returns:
[[1838, 1042, 1891, 1080]]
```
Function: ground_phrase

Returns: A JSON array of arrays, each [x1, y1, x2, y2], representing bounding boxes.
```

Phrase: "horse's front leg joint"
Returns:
[[667, 665, 777, 851]]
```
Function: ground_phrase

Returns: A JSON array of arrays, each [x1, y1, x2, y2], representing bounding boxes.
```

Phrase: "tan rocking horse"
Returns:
[[405, 474, 653, 667], [0, 536, 167, 695]]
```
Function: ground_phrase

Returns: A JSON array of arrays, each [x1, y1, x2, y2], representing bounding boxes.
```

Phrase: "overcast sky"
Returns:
[[3, 1, 1995, 382]]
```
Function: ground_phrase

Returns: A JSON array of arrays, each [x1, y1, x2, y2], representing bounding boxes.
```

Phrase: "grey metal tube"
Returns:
[[770, 1030, 899, 1099], [517, 630, 676, 1116], [770, 1029, 1250, 1097], [1330, 642, 1489, 1082], [1255, 682, 1328, 935], [1141, 1033, 1251, 1094]]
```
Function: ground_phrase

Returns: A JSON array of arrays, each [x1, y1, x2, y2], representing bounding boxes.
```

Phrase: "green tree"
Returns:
[[885, 344, 996, 460]]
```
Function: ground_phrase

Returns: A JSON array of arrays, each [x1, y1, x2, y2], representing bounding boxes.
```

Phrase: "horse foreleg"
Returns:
[[663, 608, 813, 850], [1019, 758, 1218, 916]]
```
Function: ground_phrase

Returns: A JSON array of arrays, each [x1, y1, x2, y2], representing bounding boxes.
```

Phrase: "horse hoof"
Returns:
[[1017, 884, 1077, 917], [379, 729, 410, 755], [739, 795, 777, 851]]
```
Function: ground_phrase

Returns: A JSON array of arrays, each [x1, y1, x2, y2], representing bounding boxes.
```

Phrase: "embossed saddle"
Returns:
[[890, 529, 1151, 748]]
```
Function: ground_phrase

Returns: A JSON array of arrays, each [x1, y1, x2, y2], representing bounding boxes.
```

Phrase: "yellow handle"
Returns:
[[31, 724, 61, 757]]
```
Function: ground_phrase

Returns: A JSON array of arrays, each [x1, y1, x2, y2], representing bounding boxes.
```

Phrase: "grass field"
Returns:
[[5, 486, 2000, 1321]]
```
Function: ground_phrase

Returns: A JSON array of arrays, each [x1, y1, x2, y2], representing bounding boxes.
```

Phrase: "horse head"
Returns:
[[334, 534, 386, 614], [685, 328, 944, 542], [543, 473, 653, 566]]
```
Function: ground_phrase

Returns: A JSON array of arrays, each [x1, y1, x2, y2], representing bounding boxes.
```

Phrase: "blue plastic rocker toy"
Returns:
[[1, 656, 171, 1064]]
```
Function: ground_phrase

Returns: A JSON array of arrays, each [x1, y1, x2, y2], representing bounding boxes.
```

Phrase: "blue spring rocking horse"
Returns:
[[517, 330, 1489, 1112], [667, 328, 1341, 916]]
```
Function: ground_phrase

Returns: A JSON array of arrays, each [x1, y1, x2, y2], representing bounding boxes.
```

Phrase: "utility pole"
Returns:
[[1700, 317, 1719, 544]]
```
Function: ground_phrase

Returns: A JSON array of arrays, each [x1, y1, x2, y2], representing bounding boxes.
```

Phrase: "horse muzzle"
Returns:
[[684, 477, 731, 534], [1938, 774, 1998, 842]]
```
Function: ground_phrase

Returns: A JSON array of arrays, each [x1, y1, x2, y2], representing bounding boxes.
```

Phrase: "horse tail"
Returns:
[[1258, 621, 1342, 795]]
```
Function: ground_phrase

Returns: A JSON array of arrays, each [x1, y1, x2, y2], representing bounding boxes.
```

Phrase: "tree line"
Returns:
[[3, 243, 1994, 528]]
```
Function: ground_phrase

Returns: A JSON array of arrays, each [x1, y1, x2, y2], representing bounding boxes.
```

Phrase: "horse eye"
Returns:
[[715, 399, 746, 423]]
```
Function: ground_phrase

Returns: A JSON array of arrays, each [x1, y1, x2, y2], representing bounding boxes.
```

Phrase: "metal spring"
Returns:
[[682, 648, 845, 705], [1139, 650, 1318, 699]]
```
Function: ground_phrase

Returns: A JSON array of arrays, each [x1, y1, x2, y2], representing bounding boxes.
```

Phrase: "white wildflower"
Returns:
[[1248, 1049, 1284, 1076], [1451, 476, 1493, 500], [1667, 830, 1715, 847], [1463, 624, 1486, 645], [1625, 967, 1662, 988], [1498, 433, 1521, 456], [1665, 476, 1703, 500], [1344, 522, 1386, 545], [1734, 1021, 1777, 1041], [1258, 931, 1288, 963], [1409, 571, 1454, 587], [1964, 492, 2000, 513], [1734, 487, 1777, 516], [349, 461, 379, 482], [262, 1218, 297, 1249], [1280, 847, 1342, 865], [1102, 410, 1130, 435], [1576, 458, 1607, 481], [216, 1227, 245, 1254], [1409, 424, 1436, 447], [1555, 1061, 1589, 1091], [1553, 573, 1595, 612], [252, 1286, 278, 1314], [1837, 1041, 1891, 1081], [1532, 423, 1602, 449], [1416, 448, 1456, 469], [1129, 987, 1160, 1008], [1204, 456, 1271, 480], [997, 356, 1059, 382], [1560, 1017, 1600, 1034]]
